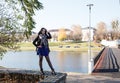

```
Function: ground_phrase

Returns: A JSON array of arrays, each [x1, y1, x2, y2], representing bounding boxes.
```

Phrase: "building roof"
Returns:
[[82, 27, 96, 30], [49, 29, 71, 32]]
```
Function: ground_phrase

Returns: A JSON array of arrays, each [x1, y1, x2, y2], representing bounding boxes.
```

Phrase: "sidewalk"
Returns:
[[66, 72, 120, 83]]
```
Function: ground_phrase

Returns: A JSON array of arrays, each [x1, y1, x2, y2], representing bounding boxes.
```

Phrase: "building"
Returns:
[[82, 27, 96, 41], [49, 29, 71, 42]]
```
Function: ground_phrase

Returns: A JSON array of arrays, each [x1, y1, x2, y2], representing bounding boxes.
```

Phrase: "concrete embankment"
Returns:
[[0, 68, 67, 83]]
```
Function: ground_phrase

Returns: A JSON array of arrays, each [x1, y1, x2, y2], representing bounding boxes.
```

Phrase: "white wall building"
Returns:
[[82, 27, 96, 41]]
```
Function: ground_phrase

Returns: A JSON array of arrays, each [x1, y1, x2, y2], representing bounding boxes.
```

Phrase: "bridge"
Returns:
[[93, 47, 120, 72]]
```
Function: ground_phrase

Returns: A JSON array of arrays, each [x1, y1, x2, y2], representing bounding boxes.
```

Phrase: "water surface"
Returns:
[[0, 51, 98, 73]]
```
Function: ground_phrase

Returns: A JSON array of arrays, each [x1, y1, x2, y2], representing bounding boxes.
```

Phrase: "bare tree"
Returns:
[[111, 19, 120, 40], [94, 22, 107, 42], [96, 22, 107, 34], [71, 25, 82, 41], [111, 20, 119, 31]]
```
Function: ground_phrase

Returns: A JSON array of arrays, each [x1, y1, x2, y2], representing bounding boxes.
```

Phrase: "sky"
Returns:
[[33, 0, 120, 32]]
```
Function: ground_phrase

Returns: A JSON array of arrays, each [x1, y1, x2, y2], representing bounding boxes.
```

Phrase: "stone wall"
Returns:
[[0, 68, 67, 83]]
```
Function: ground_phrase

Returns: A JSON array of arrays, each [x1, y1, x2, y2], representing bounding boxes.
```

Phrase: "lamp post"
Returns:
[[87, 4, 94, 74], [87, 4, 93, 61]]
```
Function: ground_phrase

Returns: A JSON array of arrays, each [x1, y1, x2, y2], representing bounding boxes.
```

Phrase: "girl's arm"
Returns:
[[32, 36, 39, 47]]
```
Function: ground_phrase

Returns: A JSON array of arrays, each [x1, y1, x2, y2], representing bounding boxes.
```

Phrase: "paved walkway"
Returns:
[[66, 72, 120, 83]]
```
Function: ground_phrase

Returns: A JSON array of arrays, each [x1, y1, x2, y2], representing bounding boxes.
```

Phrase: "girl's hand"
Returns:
[[46, 32, 50, 35], [37, 45, 42, 48]]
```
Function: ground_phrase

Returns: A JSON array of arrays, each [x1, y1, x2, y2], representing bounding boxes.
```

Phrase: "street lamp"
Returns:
[[87, 4, 93, 61], [86, 4, 94, 74]]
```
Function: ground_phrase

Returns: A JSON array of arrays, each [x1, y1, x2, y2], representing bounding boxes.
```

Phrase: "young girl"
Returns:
[[33, 28, 56, 75]]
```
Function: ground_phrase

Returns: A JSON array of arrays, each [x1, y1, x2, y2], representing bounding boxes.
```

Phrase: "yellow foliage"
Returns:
[[58, 28, 67, 41]]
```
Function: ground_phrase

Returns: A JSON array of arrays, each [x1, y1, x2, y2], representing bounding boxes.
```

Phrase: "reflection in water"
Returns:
[[0, 55, 3, 60], [0, 51, 98, 73], [0, 54, 4, 60], [56, 51, 89, 73]]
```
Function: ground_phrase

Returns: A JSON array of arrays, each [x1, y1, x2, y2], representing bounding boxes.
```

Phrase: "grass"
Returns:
[[18, 42, 103, 52]]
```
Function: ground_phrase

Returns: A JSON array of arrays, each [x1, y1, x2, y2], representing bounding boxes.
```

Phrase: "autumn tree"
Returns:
[[0, 0, 43, 56], [71, 25, 82, 41], [58, 28, 67, 41]]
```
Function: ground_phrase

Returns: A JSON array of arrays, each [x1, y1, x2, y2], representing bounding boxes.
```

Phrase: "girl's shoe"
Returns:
[[40, 71, 45, 75], [51, 71, 56, 75]]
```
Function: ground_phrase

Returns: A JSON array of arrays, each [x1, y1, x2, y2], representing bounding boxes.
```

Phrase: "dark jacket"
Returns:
[[32, 32, 52, 47]]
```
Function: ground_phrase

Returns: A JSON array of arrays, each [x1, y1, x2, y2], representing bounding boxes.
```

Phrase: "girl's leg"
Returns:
[[39, 55, 44, 74], [45, 56, 56, 75]]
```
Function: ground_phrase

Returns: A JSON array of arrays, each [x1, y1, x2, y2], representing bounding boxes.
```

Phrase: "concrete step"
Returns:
[[0, 68, 67, 83]]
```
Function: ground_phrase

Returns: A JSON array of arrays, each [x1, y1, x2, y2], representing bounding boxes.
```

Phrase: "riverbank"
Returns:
[[18, 42, 102, 51], [0, 66, 4, 68]]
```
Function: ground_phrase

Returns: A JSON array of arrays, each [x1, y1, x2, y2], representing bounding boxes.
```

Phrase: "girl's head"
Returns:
[[38, 28, 47, 35]]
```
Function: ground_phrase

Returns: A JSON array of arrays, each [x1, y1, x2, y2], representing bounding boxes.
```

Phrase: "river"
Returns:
[[0, 51, 98, 73]]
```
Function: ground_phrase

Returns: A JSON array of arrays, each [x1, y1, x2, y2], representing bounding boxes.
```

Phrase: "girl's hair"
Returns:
[[38, 28, 47, 35]]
